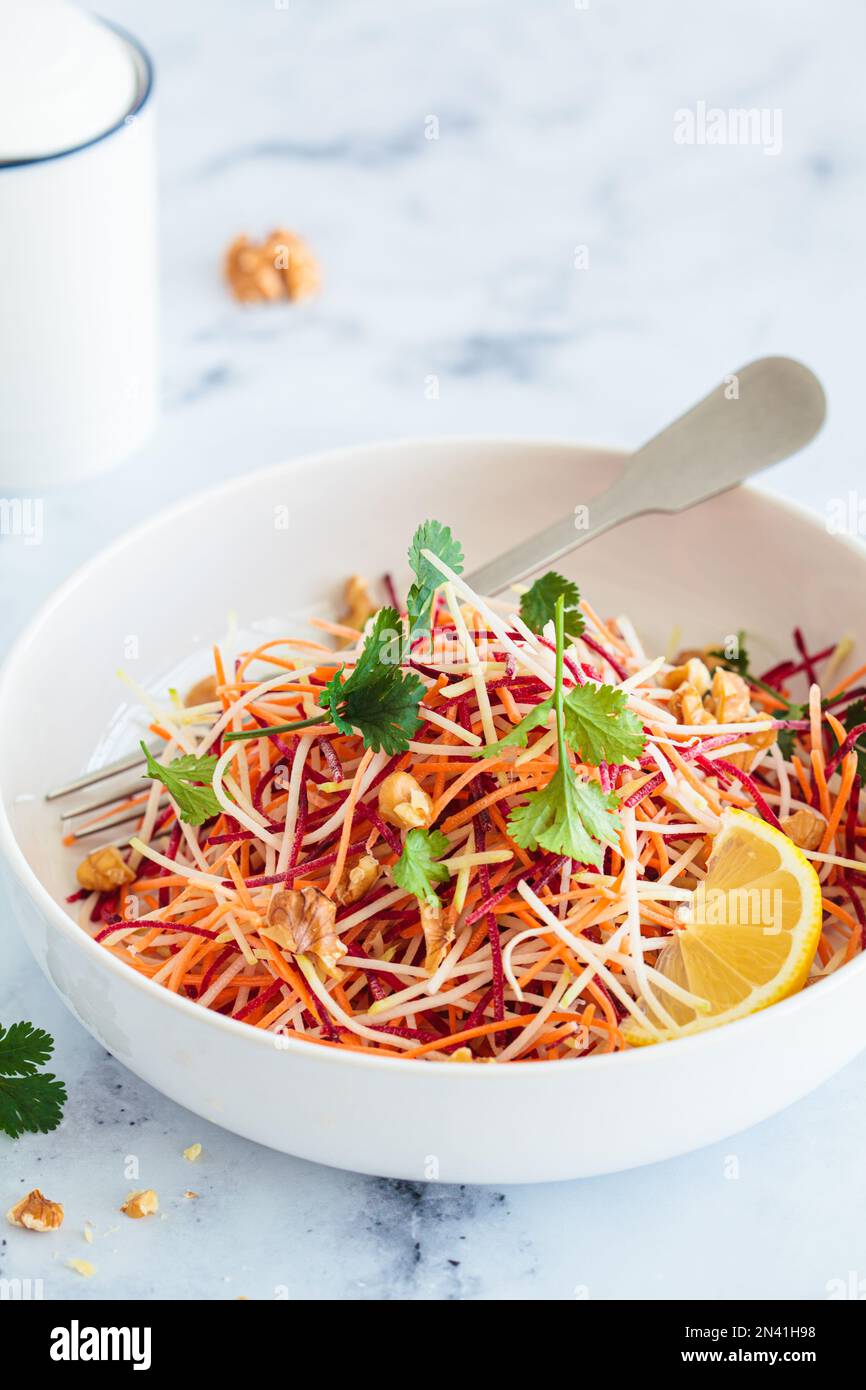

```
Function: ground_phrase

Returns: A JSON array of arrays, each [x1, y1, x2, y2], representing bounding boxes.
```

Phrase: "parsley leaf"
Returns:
[[0, 1023, 67, 1139], [519, 572, 584, 641], [407, 521, 464, 640], [393, 828, 451, 906], [843, 698, 866, 779], [709, 630, 750, 679], [562, 683, 646, 765], [323, 607, 424, 754], [505, 595, 622, 867], [142, 744, 222, 825]]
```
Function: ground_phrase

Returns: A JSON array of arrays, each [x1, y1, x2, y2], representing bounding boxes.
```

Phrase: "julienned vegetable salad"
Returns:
[[67, 521, 866, 1061]]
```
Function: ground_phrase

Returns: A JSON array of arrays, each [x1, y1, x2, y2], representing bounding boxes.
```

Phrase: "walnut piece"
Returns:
[[338, 576, 377, 645], [336, 854, 380, 906], [781, 808, 826, 851], [673, 686, 714, 726], [421, 898, 455, 974], [724, 722, 778, 771], [378, 771, 434, 830], [261, 885, 346, 974], [224, 228, 320, 305], [662, 657, 711, 696], [76, 845, 135, 893], [7, 1189, 64, 1232], [185, 675, 218, 707], [708, 668, 752, 724], [121, 1189, 159, 1220]]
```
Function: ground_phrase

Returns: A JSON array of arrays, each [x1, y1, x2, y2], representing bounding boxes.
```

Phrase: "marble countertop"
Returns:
[[2, 0, 866, 1301]]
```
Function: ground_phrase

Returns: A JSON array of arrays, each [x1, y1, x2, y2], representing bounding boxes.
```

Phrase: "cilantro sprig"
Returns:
[[519, 571, 584, 642], [323, 607, 424, 754], [506, 596, 622, 867], [393, 827, 451, 906], [142, 744, 222, 825], [407, 521, 463, 641], [226, 607, 424, 755], [477, 677, 645, 767], [0, 1023, 67, 1139]]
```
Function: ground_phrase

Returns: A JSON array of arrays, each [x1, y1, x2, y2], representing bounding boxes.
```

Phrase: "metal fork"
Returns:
[[46, 356, 826, 825]]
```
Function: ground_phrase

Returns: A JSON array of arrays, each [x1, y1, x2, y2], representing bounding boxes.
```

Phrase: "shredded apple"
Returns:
[[65, 523, 866, 1061]]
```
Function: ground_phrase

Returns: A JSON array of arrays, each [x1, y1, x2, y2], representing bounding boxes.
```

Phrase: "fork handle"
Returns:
[[463, 356, 826, 595]]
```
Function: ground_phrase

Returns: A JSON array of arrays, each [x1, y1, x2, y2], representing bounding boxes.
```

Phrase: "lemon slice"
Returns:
[[624, 808, 823, 1044]]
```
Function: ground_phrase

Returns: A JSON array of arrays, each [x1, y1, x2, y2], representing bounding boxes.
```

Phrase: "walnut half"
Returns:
[[224, 229, 321, 304], [261, 885, 346, 975]]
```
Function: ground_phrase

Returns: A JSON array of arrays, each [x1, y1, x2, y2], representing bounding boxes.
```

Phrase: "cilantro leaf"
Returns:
[[142, 744, 222, 825], [519, 572, 584, 641], [323, 607, 424, 755], [508, 769, 621, 867], [475, 681, 645, 766], [474, 696, 554, 756], [505, 594, 623, 867], [407, 521, 464, 640], [843, 698, 866, 779], [709, 630, 750, 679], [0, 1023, 67, 1139], [393, 828, 451, 906], [562, 683, 646, 765]]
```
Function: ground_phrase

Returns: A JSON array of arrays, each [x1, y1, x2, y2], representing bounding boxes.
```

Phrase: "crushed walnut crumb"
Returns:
[[121, 1189, 160, 1220], [76, 844, 135, 893]]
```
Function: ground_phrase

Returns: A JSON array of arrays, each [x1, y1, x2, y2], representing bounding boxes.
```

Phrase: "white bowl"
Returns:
[[2, 439, 865, 1184]]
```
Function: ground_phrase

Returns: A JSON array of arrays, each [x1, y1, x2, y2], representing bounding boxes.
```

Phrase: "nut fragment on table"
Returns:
[[76, 845, 136, 893], [121, 1189, 160, 1220], [224, 228, 321, 304], [7, 1188, 64, 1232]]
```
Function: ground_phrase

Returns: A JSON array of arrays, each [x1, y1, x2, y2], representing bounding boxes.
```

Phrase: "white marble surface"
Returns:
[[2, 0, 866, 1301]]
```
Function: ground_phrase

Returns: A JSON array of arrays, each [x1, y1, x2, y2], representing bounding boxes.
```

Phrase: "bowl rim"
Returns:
[[2, 433, 865, 1080]]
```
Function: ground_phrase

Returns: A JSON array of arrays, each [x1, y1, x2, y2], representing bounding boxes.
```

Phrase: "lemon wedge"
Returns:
[[625, 808, 823, 1044]]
